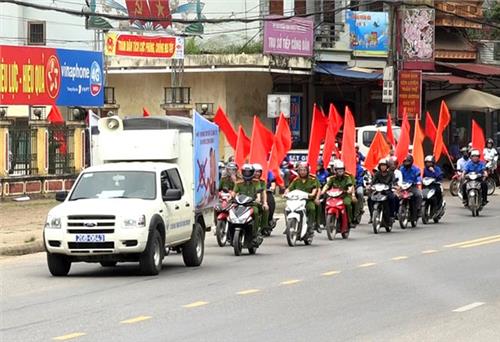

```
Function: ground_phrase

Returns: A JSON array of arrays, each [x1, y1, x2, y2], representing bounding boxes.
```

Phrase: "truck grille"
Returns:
[[66, 215, 116, 230], [67, 229, 114, 234], [68, 242, 115, 249]]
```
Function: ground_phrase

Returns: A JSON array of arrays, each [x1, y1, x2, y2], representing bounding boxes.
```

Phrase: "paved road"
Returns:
[[1, 195, 500, 342]]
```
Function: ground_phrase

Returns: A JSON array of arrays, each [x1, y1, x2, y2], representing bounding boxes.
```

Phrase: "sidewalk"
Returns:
[[0, 198, 56, 256]]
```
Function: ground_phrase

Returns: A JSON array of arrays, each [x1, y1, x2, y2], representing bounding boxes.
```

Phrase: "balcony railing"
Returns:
[[8, 127, 38, 176], [314, 22, 344, 49], [163, 87, 191, 105]]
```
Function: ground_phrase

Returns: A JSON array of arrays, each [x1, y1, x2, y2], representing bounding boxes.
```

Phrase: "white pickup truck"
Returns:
[[43, 114, 218, 276]]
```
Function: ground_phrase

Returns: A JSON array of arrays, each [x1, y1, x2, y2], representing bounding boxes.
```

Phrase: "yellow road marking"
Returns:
[[452, 302, 485, 312], [444, 235, 500, 248], [358, 262, 377, 268], [391, 256, 408, 261], [459, 237, 500, 249], [322, 270, 341, 276], [183, 301, 209, 308], [53, 333, 86, 340], [280, 279, 301, 285], [120, 316, 152, 324], [237, 289, 261, 295], [422, 250, 438, 254]]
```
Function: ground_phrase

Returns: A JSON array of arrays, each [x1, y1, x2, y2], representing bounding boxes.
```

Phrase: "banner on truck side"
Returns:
[[0, 45, 104, 106], [194, 111, 219, 210], [104, 33, 184, 59]]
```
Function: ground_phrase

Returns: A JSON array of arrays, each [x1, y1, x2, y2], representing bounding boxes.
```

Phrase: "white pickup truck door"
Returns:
[[160, 169, 192, 245]]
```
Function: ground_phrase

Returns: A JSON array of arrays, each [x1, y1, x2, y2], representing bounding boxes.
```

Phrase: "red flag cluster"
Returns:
[[47, 105, 67, 155]]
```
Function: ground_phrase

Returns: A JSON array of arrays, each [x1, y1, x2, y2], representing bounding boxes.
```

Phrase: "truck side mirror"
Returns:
[[55, 191, 68, 202], [163, 189, 182, 201]]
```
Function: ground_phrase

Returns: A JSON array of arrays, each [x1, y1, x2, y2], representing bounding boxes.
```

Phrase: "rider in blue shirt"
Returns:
[[423, 155, 444, 206], [399, 155, 423, 219], [353, 161, 365, 224], [316, 159, 330, 187], [461, 150, 488, 206]]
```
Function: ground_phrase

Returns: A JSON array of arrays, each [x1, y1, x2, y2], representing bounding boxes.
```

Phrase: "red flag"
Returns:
[[471, 119, 486, 160], [235, 125, 251, 168], [413, 116, 426, 173], [307, 104, 329, 174], [213, 106, 238, 150], [386, 114, 395, 147], [143, 107, 150, 117], [395, 108, 411, 163], [268, 113, 292, 186], [47, 105, 67, 155], [425, 111, 451, 158], [341, 106, 357, 176], [249, 116, 275, 179], [323, 103, 343, 167], [364, 130, 391, 173], [433, 101, 451, 161]]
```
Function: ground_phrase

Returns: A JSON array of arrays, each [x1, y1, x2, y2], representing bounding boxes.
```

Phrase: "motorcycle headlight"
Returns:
[[124, 215, 146, 228], [44, 216, 61, 229]]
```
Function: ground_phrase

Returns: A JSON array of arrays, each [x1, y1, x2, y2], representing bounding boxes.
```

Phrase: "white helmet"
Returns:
[[333, 160, 345, 170], [424, 155, 435, 163], [253, 163, 263, 172], [470, 149, 480, 157]]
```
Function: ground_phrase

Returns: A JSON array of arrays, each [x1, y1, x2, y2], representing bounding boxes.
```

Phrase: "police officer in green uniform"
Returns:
[[219, 162, 240, 191], [253, 164, 270, 232], [285, 162, 320, 233], [322, 160, 355, 228], [233, 164, 264, 245]]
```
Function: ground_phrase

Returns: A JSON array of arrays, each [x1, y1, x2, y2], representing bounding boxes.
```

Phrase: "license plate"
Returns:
[[75, 234, 105, 242]]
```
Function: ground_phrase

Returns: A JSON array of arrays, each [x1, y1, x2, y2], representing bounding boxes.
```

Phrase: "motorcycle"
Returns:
[[370, 183, 393, 234], [228, 194, 262, 256], [398, 182, 418, 229], [449, 171, 462, 197], [464, 172, 484, 217], [421, 177, 446, 224], [485, 161, 497, 196], [324, 188, 350, 240], [214, 191, 232, 247], [284, 190, 313, 246]]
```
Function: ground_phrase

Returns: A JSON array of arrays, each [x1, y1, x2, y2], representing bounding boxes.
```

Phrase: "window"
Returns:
[[27, 21, 46, 45], [167, 169, 184, 195]]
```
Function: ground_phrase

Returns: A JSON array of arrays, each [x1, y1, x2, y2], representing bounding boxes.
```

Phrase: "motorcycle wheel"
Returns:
[[372, 208, 382, 234], [304, 232, 313, 245], [325, 214, 336, 241], [486, 177, 496, 195], [286, 218, 298, 247], [215, 220, 228, 247], [421, 203, 430, 225], [449, 180, 459, 197], [398, 205, 408, 229], [232, 230, 243, 256]]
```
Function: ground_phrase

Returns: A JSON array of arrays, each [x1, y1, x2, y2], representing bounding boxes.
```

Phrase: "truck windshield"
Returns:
[[70, 171, 156, 200]]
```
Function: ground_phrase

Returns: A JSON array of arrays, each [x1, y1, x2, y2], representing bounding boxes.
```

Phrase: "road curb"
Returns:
[[0, 241, 44, 256]]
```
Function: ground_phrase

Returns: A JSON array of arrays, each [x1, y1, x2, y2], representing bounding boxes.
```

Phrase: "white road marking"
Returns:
[[183, 301, 209, 308], [280, 279, 301, 285], [358, 262, 377, 268], [237, 289, 261, 295], [391, 256, 409, 261], [120, 316, 152, 324], [322, 270, 341, 276], [452, 302, 485, 312], [53, 332, 86, 340]]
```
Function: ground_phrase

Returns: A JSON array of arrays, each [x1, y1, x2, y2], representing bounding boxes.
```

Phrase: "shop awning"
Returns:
[[436, 62, 500, 76], [315, 63, 382, 80], [422, 73, 484, 85]]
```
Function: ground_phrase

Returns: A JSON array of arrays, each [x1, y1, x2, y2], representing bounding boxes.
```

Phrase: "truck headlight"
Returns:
[[124, 215, 146, 228], [44, 216, 61, 229]]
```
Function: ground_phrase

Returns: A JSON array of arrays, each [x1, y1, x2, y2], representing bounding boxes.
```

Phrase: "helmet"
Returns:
[[424, 155, 435, 164], [408, 145, 414, 151], [241, 164, 255, 181], [404, 155, 414, 164], [253, 163, 263, 172], [218, 162, 225, 168], [297, 162, 309, 176], [226, 162, 238, 172], [333, 160, 345, 170], [378, 158, 388, 167], [487, 138, 494, 145], [460, 147, 468, 153], [470, 150, 480, 158]]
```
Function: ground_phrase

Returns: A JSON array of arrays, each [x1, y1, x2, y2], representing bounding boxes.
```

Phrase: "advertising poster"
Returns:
[[290, 95, 301, 142], [194, 111, 219, 210], [398, 70, 422, 120], [264, 17, 314, 57], [0, 45, 103, 106], [346, 11, 389, 56], [105, 33, 184, 59]]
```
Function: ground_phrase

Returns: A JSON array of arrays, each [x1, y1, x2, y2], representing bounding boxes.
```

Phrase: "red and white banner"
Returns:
[[105, 33, 184, 59]]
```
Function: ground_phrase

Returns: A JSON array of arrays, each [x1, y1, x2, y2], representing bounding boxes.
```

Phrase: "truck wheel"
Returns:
[[47, 253, 71, 276], [100, 261, 117, 267], [139, 229, 163, 275], [182, 223, 204, 267]]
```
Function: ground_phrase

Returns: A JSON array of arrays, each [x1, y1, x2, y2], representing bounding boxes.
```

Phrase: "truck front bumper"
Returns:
[[44, 227, 150, 256]]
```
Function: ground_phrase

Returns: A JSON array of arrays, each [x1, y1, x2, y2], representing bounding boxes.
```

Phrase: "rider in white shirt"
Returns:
[[484, 138, 498, 169], [456, 147, 470, 172]]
